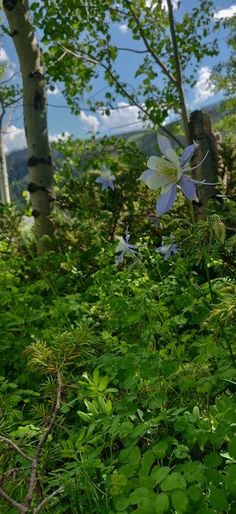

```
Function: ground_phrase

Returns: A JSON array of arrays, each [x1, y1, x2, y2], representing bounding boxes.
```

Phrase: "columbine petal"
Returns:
[[180, 176, 199, 202], [157, 133, 172, 157], [115, 236, 126, 253], [180, 142, 198, 168], [147, 156, 165, 170], [138, 169, 155, 182], [165, 147, 180, 166], [156, 243, 178, 260], [115, 251, 125, 265], [156, 184, 177, 215], [146, 172, 170, 190]]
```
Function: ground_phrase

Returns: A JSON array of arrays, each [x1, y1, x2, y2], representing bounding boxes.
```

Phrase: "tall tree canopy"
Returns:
[[31, 0, 220, 142]]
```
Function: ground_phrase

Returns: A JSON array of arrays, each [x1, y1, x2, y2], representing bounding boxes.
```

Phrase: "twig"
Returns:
[[23, 370, 62, 510], [0, 466, 29, 486], [0, 436, 33, 463], [126, 2, 177, 86], [33, 486, 64, 513], [60, 44, 184, 148], [0, 487, 23, 512], [0, 371, 63, 513]]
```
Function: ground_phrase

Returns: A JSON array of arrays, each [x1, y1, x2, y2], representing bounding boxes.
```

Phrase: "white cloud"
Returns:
[[98, 102, 147, 134], [4, 125, 26, 154], [119, 23, 129, 33], [49, 131, 71, 143], [0, 47, 17, 77], [214, 5, 236, 19], [47, 85, 61, 96], [146, 0, 178, 9], [79, 103, 148, 135], [80, 110, 100, 132], [0, 47, 9, 63], [4, 127, 71, 154], [162, 0, 178, 9], [193, 66, 215, 104]]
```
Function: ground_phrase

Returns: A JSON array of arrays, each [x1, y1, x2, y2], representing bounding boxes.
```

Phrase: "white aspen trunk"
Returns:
[[0, 119, 11, 204], [3, 0, 54, 250]]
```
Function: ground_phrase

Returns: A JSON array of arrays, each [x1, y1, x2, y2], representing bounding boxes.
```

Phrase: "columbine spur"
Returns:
[[115, 234, 139, 264], [95, 165, 115, 191], [138, 134, 210, 216]]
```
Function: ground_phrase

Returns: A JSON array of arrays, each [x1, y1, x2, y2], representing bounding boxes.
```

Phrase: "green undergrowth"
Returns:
[[0, 136, 235, 513]]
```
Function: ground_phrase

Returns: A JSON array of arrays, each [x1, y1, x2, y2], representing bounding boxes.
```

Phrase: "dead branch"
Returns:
[[0, 370, 63, 513]]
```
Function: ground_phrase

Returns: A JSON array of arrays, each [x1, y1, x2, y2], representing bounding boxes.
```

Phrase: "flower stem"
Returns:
[[189, 200, 196, 225], [225, 337, 236, 368], [189, 201, 215, 301]]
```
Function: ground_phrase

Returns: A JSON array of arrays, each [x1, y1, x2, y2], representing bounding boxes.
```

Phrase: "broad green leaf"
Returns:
[[139, 450, 155, 477], [119, 446, 141, 465], [188, 485, 201, 501], [204, 452, 222, 468], [151, 466, 170, 484], [129, 487, 150, 505], [209, 486, 228, 511], [225, 465, 236, 495], [154, 493, 169, 513], [228, 437, 236, 459], [172, 490, 188, 512], [113, 496, 130, 511], [161, 472, 186, 491]]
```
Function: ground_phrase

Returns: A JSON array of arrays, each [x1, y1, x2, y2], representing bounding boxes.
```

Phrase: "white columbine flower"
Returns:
[[138, 134, 211, 216]]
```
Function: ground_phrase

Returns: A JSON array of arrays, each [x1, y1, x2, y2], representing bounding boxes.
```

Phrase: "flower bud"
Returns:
[[212, 216, 225, 244]]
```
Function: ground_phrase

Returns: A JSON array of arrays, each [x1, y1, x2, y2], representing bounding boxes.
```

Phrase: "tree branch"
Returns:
[[60, 45, 184, 148], [33, 486, 64, 514], [116, 47, 149, 54], [0, 487, 23, 512], [0, 371, 63, 513], [23, 370, 62, 510], [166, 0, 190, 142], [125, 2, 177, 86], [0, 437, 33, 463]]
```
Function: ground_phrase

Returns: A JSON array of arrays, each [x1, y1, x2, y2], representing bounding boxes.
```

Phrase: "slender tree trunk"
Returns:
[[166, 0, 190, 144], [3, 0, 54, 250], [0, 117, 11, 204]]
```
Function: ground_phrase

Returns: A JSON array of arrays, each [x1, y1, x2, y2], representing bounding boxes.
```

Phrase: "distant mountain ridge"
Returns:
[[6, 98, 236, 205]]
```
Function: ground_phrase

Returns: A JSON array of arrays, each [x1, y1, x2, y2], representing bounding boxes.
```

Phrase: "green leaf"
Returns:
[[225, 465, 236, 495], [209, 486, 228, 511], [152, 440, 169, 459], [161, 472, 186, 491], [99, 375, 109, 391], [113, 496, 130, 511], [77, 410, 93, 422], [151, 466, 170, 484], [153, 493, 169, 513], [172, 490, 188, 512], [119, 464, 137, 478], [228, 437, 236, 459], [119, 446, 141, 465], [188, 485, 201, 501], [93, 369, 100, 385], [129, 487, 150, 505], [139, 450, 155, 477], [204, 452, 222, 468]]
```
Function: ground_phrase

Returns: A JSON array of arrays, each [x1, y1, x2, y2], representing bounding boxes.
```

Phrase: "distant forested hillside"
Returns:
[[6, 98, 236, 206]]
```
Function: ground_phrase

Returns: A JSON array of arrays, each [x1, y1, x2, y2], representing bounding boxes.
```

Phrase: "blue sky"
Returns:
[[1, 0, 236, 153]]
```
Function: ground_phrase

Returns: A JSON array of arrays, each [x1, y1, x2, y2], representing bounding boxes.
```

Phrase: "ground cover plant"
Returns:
[[0, 130, 236, 513]]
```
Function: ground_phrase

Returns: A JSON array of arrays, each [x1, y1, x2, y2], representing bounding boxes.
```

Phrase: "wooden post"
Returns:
[[189, 110, 218, 216]]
